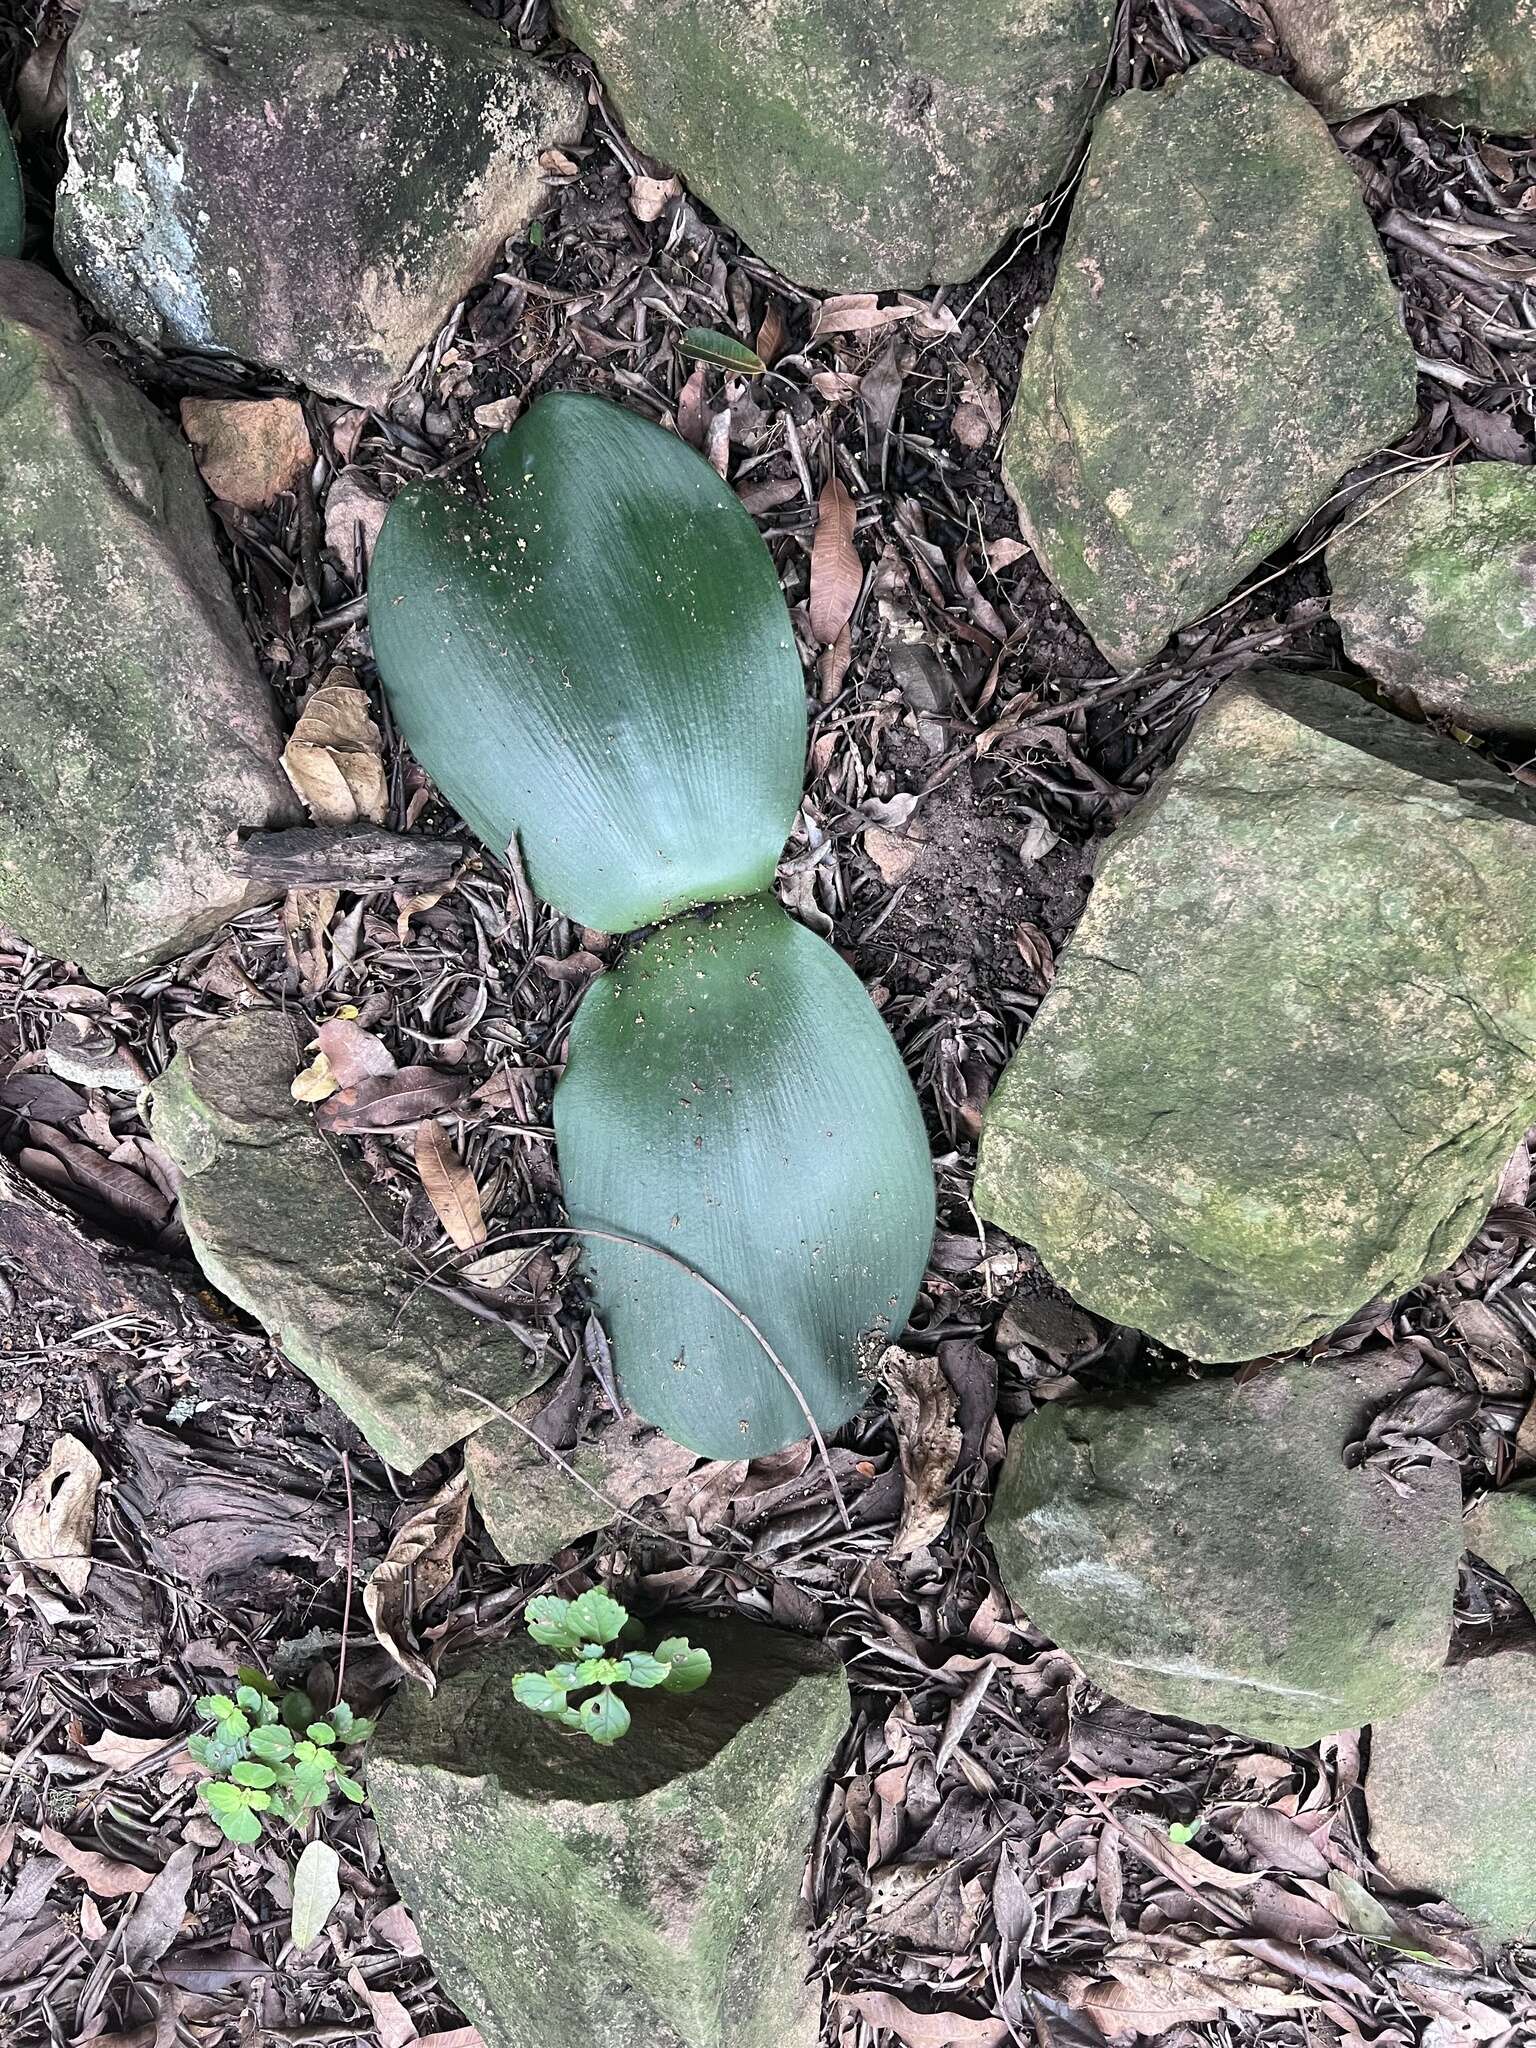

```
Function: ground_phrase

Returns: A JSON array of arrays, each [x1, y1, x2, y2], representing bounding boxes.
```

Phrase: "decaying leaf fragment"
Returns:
[[9, 1431, 100, 1597], [281, 673, 389, 827], [414, 1121, 487, 1251], [883, 1344, 961, 1558], [364, 1470, 473, 1689]]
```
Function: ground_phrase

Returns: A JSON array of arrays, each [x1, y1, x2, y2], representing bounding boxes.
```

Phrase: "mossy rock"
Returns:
[[1328, 463, 1536, 736], [466, 1404, 699, 1564], [149, 1008, 537, 1472], [0, 263, 292, 984], [986, 1355, 1463, 1744], [368, 1618, 850, 2048], [55, 0, 583, 406], [1002, 58, 1416, 670], [1266, 0, 1536, 129], [554, 0, 1114, 290], [1368, 1649, 1536, 1946], [1465, 1483, 1536, 1611], [976, 670, 1536, 1359]]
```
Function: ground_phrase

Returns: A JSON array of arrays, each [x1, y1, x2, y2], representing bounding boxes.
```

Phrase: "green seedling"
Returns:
[[511, 1590, 710, 1746], [189, 1671, 375, 1844]]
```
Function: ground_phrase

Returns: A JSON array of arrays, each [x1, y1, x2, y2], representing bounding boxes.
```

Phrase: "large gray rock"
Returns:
[[149, 1008, 536, 1472], [1328, 464, 1536, 736], [56, 0, 584, 407], [554, 0, 1114, 291], [976, 671, 1536, 1360], [369, 1618, 849, 2048], [0, 263, 291, 983], [1465, 1483, 1536, 1610], [1003, 59, 1416, 671], [1368, 1650, 1536, 1946], [1266, 0, 1536, 130], [466, 1405, 698, 1565], [986, 1355, 1463, 1744]]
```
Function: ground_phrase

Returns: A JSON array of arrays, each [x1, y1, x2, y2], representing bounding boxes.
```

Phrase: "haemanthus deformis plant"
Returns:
[[371, 393, 935, 1460]]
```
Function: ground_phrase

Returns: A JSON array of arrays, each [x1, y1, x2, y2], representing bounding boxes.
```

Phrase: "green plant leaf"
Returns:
[[290, 1840, 341, 1952], [282, 1690, 318, 1733], [512, 1671, 571, 1717], [655, 1640, 712, 1694], [371, 393, 806, 934], [678, 326, 765, 375], [567, 1589, 629, 1646], [620, 1651, 670, 1689], [235, 1668, 278, 1699], [332, 1771, 366, 1804], [579, 1689, 632, 1745], [0, 123, 22, 262], [306, 1722, 337, 1748], [248, 1725, 295, 1764], [555, 894, 935, 1458], [231, 1760, 277, 1788], [212, 1801, 264, 1845], [525, 1595, 582, 1651]]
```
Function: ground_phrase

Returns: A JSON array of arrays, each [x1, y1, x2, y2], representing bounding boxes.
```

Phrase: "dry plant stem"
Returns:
[[335, 1448, 355, 1709]]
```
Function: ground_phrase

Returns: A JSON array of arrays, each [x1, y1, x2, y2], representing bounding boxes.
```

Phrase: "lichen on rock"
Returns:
[[1265, 0, 1536, 131]]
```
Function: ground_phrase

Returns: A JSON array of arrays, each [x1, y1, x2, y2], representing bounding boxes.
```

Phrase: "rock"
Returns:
[[148, 1008, 538, 1473], [1002, 59, 1415, 671], [554, 0, 1114, 291], [1327, 464, 1536, 736], [1368, 1650, 1536, 1946], [323, 471, 389, 568], [465, 1406, 699, 1564], [0, 263, 292, 984], [986, 1355, 1462, 1743], [976, 670, 1536, 1359], [1465, 1483, 1536, 1609], [55, 0, 584, 407], [179, 396, 311, 510], [1265, 0, 1536, 130], [368, 1618, 850, 2048]]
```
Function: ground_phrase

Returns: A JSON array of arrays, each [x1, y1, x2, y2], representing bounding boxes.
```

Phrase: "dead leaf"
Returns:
[[315, 1017, 397, 1088], [754, 300, 786, 366], [120, 1845, 196, 1970], [290, 1050, 339, 1103], [629, 172, 681, 222], [837, 1992, 1006, 2047], [84, 1730, 199, 1780], [864, 824, 923, 885], [180, 397, 311, 510], [809, 476, 860, 645], [38, 1827, 155, 1900], [281, 674, 389, 827], [364, 1470, 472, 1690], [15, 33, 68, 134], [675, 361, 708, 451], [413, 2033, 485, 2048], [473, 395, 520, 434], [811, 294, 918, 339], [316, 1067, 466, 1135], [371, 1901, 424, 1956], [10, 1432, 100, 1597], [883, 1345, 962, 1558], [414, 1122, 486, 1251], [323, 472, 389, 568]]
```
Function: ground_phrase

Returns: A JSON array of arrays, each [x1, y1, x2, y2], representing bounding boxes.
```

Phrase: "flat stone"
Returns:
[[554, 0, 1114, 290], [0, 263, 292, 984], [1368, 1650, 1536, 1946], [180, 396, 311, 511], [1266, 0, 1536, 129], [465, 1406, 699, 1565], [986, 1355, 1462, 1744], [1328, 463, 1536, 736], [368, 1618, 849, 2048], [1002, 58, 1416, 671], [148, 1008, 537, 1473], [56, 0, 584, 407], [976, 670, 1536, 1359], [1465, 1483, 1536, 1609]]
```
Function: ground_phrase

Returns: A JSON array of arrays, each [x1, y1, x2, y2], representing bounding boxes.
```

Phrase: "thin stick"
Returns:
[[335, 1448, 355, 1708]]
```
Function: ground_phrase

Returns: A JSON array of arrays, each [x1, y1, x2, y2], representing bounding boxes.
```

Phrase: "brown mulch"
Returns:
[[3, 1, 1536, 2045]]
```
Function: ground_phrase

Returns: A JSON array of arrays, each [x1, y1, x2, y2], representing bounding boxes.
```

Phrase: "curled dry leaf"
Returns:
[[281, 674, 389, 828], [809, 476, 861, 645], [364, 1468, 473, 1690], [315, 1016, 397, 1088], [316, 1067, 465, 1134], [629, 172, 681, 222], [180, 395, 311, 511], [38, 1826, 156, 1900], [837, 1992, 1007, 2047], [10, 1431, 100, 1597], [811, 294, 919, 339], [414, 1120, 487, 1252], [120, 1844, 196, 1971], [883, 1344, 962, 1558], [290, 1050, 339, 1103]]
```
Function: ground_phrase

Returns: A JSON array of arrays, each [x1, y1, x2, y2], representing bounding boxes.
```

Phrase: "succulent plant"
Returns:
[[1, 123, 23, 260]]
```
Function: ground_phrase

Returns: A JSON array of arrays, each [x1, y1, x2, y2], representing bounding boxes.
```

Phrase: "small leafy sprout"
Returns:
[[511, 1591, 711, 1746], [189, 1670, 375, 1844]]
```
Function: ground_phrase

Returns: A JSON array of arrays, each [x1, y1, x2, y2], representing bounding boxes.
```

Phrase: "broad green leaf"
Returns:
[[306, 1722, 337, 1747], [248, 1725, 295, 1763], [290, 1840, 340, 1952], [567, 1589, 629, 1646], [235, 1685, 267, 1716], [371, 393, 806, 934], [213, 1801, 264, 1845], [332, 1771, 366, 1804], [0, 124, 22, 262], [512, 1671, 570, 1716], [236, 1668, 278, 1699], [621, 1651, 670, 1689], [579, 1688, 632, 1745], [283, 1691, 318, 1733], [231, 1760, 277, 1788], [655, 1640, 712, 1694], [525, 1595, 582, 1650], [678, 326, 765, 375], [555, 894, 935, 1458]]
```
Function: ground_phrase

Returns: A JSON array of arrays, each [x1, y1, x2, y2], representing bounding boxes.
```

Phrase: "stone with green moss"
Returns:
[[554, 0, 1113, 290], [1002, 59, 1416, 671], [1265, 0, 1535, 130], [466, 1404, 699, 1565], [1465, 1483, 1536, 1610], [0, 263, 292, 985], [149, 1008, 537, 1472], [1328, 464, 1536, 735], [55, 0, 583, 407], [1368, 1650, 1536, 1946], [976, 670, 1536, 1359], [368, 1618, 850, 2048], [987, 1354, 1462, 1744]]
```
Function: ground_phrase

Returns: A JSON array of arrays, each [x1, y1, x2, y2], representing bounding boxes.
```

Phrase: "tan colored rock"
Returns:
[[1267, 0, 1536, 129], [180, 396, 311, 510]]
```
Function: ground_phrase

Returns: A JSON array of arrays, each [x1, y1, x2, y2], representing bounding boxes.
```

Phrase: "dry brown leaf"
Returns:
[[120, 1845, 196, 1971], [629, 173, 681, 222], [754, 300, 786, 366], [281, 675, 388, 827], [347, 1969, 418, 2048], [811, 294, 918, 339], [180, 397, 311, 511], [675, 361, 708, 451], [290, 1050, 338, 1103], [883, 1344, 962, 1558], [414, 1121, 486, 1251], [809, 476, 860, 645], [364, 1470, 473, 1690], [315, 1017, 397, 1088], [316, 1067, 465, 1135], [10, 1432, 100, 1597], [414, 2033, 487, 2048], [837, 1992, 1006, 2046], [83, 1730, 200, 1781], [38, 1826, 156, 1900]]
